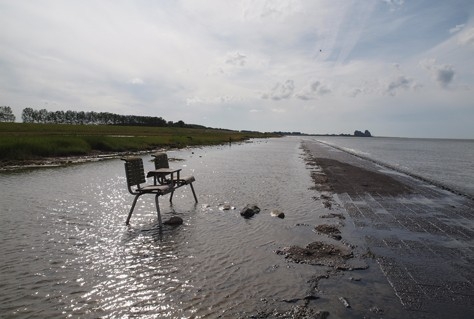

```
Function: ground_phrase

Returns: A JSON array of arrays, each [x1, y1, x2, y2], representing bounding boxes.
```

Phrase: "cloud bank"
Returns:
[[0, 0, 473, 138]]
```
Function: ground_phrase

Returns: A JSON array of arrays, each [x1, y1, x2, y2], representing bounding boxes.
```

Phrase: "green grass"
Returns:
[[0, 123, 277, 161]]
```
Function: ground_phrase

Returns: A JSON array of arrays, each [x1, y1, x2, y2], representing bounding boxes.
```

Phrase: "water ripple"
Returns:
[[0, 138, 322, 317]]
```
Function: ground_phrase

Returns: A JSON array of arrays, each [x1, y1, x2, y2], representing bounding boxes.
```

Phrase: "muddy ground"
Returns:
[[252, 141, 474, 318]]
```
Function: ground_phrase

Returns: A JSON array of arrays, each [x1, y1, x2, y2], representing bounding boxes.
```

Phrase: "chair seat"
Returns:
[[176, 175, 195, 184], [160, 175, 195, 185], [138, 184, 172, 193]]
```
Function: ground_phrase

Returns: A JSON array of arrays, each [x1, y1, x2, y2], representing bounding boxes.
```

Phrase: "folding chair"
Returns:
[[122, 157, 172, 226], [151, 152, 198, 203]]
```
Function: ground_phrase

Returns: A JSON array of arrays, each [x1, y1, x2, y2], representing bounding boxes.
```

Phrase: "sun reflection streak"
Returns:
[[1, 140, 326, 317]]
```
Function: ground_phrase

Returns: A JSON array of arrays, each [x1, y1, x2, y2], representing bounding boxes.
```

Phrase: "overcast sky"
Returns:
[[1, 0, 473, 138]]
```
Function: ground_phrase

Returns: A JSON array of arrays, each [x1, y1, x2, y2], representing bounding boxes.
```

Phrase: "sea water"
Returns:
[[2, 136, 470, 318], [0, 137, 331, 318], [309, 136, 474, 198]]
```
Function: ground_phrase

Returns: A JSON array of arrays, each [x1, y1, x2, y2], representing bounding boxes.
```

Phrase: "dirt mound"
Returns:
[[276, 241, 353, 269]]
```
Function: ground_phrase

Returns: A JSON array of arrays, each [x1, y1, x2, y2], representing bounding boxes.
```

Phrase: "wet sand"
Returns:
[[294, 140, 474, 318]]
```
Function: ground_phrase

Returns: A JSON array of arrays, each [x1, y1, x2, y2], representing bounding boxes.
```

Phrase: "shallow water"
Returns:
[[0, 137, 335, 318], [311, 136, 474, 198]]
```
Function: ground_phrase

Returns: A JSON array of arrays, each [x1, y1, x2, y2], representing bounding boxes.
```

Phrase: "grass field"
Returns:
[[0, 123, 277, 162]]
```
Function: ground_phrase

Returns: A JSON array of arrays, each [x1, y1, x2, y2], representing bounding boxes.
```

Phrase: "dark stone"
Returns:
[[163, 216, 183, 225], [270, 210, 285, 219], [240, 204, 260, 218]]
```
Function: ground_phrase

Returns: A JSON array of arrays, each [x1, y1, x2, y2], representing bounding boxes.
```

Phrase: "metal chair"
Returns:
[[122, 157, 172, 226], [151, 152, 198, 203]]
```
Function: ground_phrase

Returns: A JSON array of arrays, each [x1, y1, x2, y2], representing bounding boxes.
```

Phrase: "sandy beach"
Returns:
[[295, 140, 474, 318]]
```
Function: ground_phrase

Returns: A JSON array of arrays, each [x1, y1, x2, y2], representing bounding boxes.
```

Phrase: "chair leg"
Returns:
[[189, 183, 198, 203], [169, 190, 175, 203], [126, 194, 142, 225], [155, 194, 162, 227]]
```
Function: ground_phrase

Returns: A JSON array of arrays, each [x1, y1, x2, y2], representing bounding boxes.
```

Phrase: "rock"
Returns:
[[339, 296, 351, 308], [163, 216, 183, 226], [270, 210, 285, 219], [219, 203, 234, 210], [248, 204, 260, 213], [240, 204, 260, 218]]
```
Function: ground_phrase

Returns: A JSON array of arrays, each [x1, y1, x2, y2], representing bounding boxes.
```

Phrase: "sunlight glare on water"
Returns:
[[0, 137, 326, 318]]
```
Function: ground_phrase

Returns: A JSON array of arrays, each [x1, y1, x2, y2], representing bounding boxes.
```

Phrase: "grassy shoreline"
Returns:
[[0, 123, 278, 168]]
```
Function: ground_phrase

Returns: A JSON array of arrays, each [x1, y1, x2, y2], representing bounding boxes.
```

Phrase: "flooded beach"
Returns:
[[1, 137, 473, 318], [0, 137, 326, 318]]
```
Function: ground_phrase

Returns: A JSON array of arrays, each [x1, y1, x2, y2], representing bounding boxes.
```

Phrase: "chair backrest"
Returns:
[[152, 152, 170, 169], [122, 157, 146, 191]]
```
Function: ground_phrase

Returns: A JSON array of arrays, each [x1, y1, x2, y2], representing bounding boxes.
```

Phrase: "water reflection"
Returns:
[[0, 137, 326, 317]]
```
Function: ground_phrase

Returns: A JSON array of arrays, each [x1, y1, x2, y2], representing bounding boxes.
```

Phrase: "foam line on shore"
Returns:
[[313, 139, 473, 200]]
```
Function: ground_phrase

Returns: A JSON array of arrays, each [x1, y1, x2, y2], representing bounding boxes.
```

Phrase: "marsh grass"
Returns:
[[0, 123, 275, 161]]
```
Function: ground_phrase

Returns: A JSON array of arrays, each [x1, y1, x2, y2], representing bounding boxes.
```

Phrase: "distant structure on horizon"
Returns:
[[281, 130, 374, 137], [354, 130, 372, 137]]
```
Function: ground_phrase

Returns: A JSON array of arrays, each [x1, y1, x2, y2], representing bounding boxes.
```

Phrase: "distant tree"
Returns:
[[22, 107, 35, 123], [20, 107, 176, 127], [0, 106, 16, 122], [65, 110, 77, 124], [37, 109, 48, 123], [54, 110, 65, 124]]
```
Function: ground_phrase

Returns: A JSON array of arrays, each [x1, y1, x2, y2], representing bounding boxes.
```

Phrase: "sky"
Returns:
[[1, 0, 473, 138]]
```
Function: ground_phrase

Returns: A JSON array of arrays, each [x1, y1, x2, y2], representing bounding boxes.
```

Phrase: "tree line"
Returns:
[[0, 106, 15, 122], [20, 107, 171, 126], [0, 106, 204, 128]]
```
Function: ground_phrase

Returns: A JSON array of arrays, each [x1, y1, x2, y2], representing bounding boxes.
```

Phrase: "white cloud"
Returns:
[[262, 80, 295, 100], [381, 0, 405, 11], [450, 24, 465, 34], [128, 78, 144, 85], [225, 52, 247, 66], [296, 80, 331, 100], [420, 59, 455, 88], [348, 88, 363, 97], [386, 75, 419, 95], [186, 95, 237, 105], [0, 0, 473, 137], [458, 27, 474, 46]]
